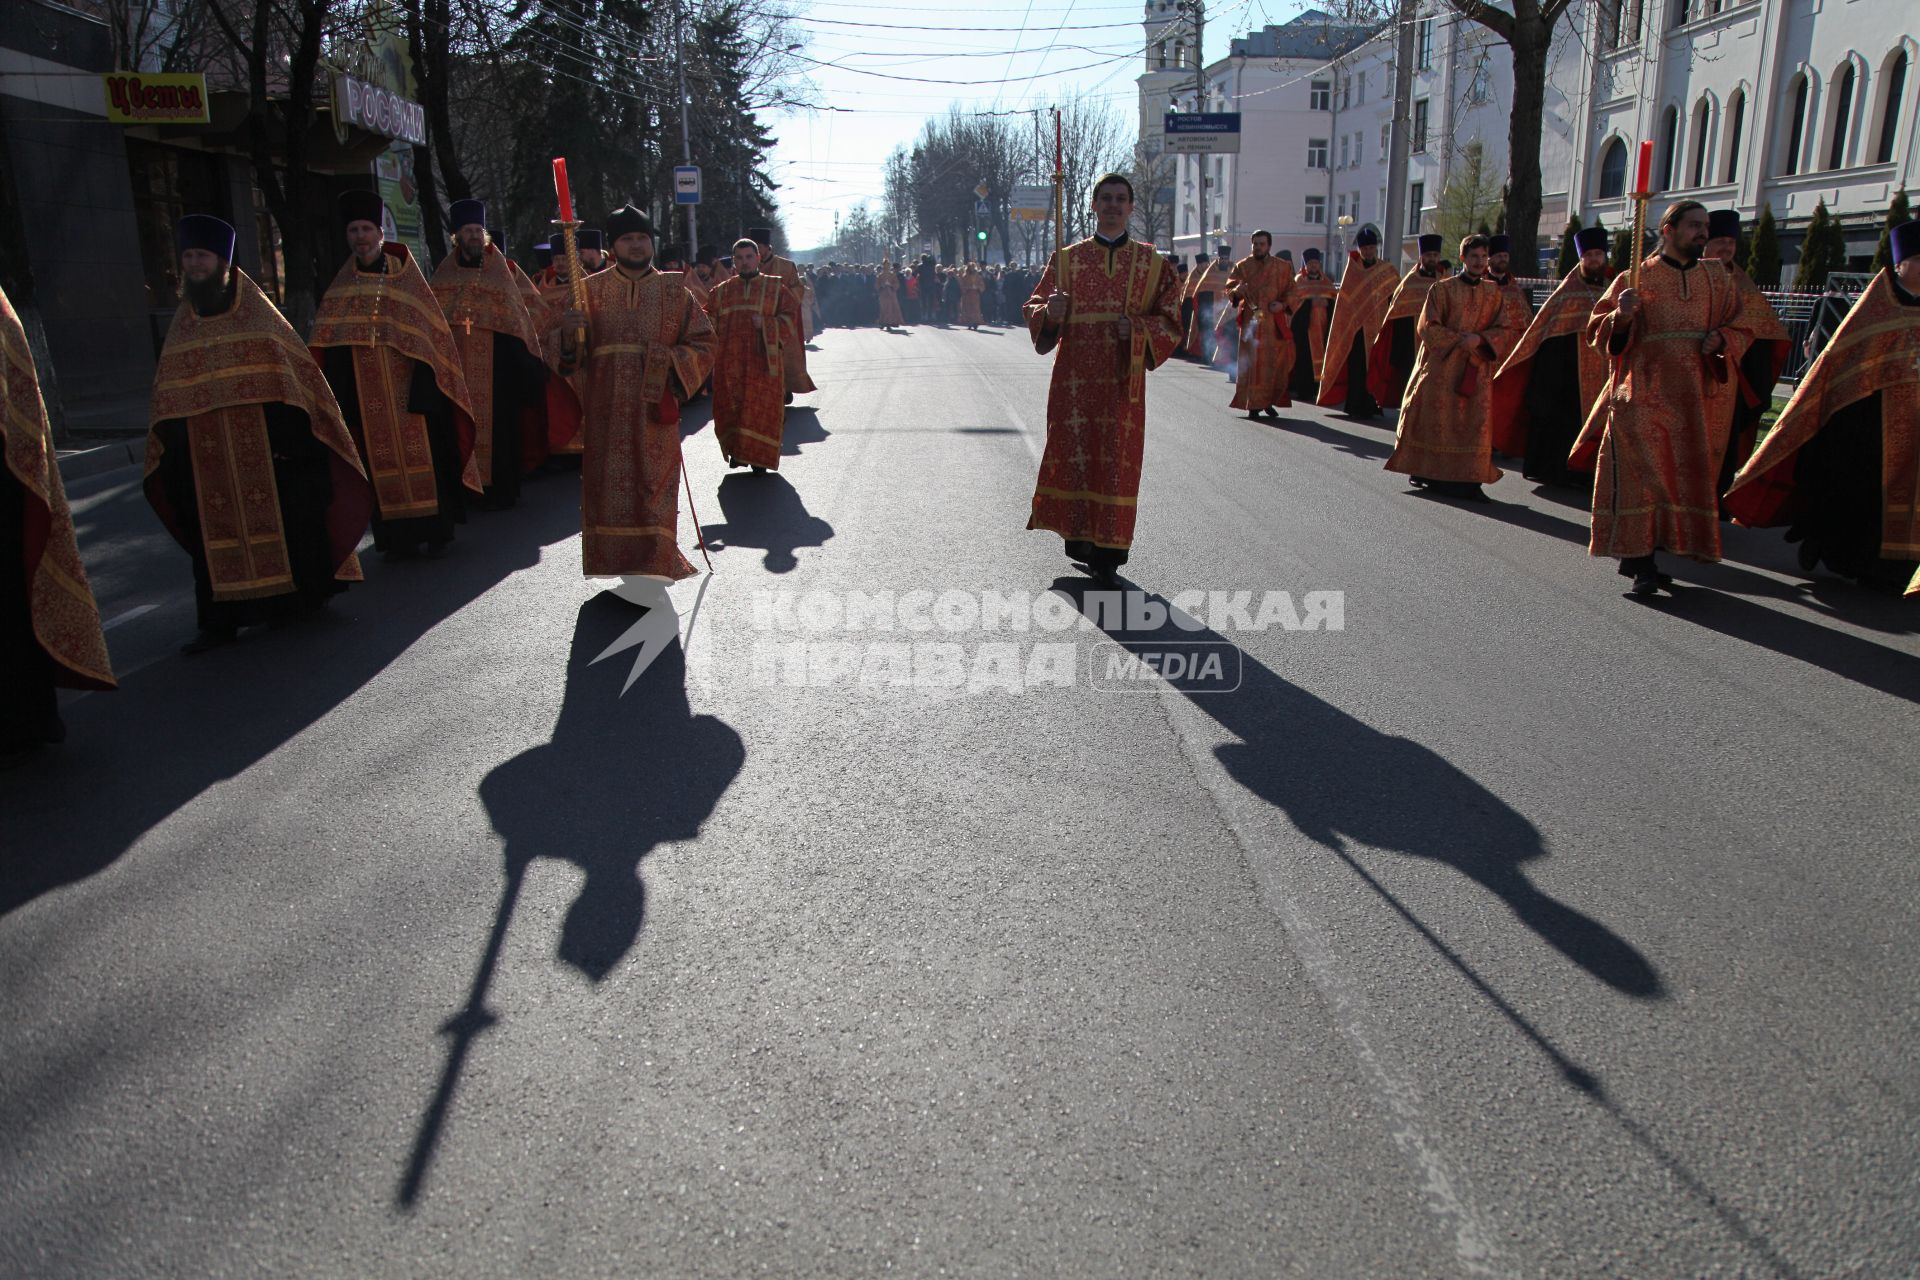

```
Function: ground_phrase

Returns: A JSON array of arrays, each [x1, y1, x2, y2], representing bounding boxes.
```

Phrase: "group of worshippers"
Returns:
[[1018, 173, 1920, 605], [813, 259, 1036, 331], [3, 194, 820, 757]]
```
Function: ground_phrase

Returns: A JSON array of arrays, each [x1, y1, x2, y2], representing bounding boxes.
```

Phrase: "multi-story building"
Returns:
[[1147, 0, 1915, 274]]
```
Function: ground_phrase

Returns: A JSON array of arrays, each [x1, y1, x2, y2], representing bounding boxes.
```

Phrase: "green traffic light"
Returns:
[[976, 230, 988, 241]]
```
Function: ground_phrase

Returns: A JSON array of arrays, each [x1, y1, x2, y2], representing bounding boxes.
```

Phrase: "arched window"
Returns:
[[1722, 90, 1746, 183], [1597, 138, 1628, 199], [1827, 62, 1857, 169], [1782, 74, 1809, 175], [1157, 40, 1168, 70], [1659, 105, 1680, 190], [1875, 49, 1909, 164], [1689, 98, 1712, 186], [1173, 39, 1185, 69]]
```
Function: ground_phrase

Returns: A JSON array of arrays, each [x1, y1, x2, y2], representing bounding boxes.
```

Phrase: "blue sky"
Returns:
[[766, 0, 1298, 248]]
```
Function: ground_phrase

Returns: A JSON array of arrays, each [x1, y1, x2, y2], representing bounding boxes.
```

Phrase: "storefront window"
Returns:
[[125, 139, 224, 351]]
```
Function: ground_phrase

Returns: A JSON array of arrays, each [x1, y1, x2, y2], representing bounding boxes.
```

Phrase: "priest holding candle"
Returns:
[[556, 199, 714, 582], [1572, 197, 1762, 597]]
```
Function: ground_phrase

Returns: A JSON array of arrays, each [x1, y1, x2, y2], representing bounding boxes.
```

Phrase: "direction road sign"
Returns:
[[673, 165, 701, 204], [1162, 112, 1242, 155], [1009, 184, 1052, 222]]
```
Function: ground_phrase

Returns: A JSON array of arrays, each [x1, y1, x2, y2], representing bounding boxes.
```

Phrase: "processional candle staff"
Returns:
[[552, 157, 588, 345], [1629, 140, 1654, 288]]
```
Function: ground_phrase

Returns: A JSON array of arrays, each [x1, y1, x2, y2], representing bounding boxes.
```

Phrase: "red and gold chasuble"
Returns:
[[3, 286, 114, 690], [1290, 273, 1337, 377], [1317, 253, 1396, 405], [1367, 268, 1443, 407], [1385, 275, 1530, 484], [1728, 268, 1920, 593], [1183, 260, 1228, 358], [147, 269, 372, 602], [576, 266, 714, 578], [1023, 237, 1183, 550], [1576, 256, 1754, 562], [430, 244, 554, 486], [759, 253, 816, 394], [958, 272, 985, 326], [704, 273, 791, 471], [1490, 268, 1613, 458], [876, 270, 904, 328], [1227, 254, 1296, 412], [311, 244, 478, 517]]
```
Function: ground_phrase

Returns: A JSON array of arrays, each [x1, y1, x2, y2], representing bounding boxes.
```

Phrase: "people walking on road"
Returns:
[[430, 199, 573, 509], [1490, 224, 1612, 490], [1384, 234, 1529, 503], [746, 227, 815, 403], [1726, 221, 1920, 595], [557, 205, 714, 582], [1704, 209, 1793, 500], [1287, 248, 1336, 404], [876, 259, 905, 331], [311, 190, 478, 563], [959, 263, 985, 329], [2, 284, 114, 756], [1574, 200, 1763, 597], [1183, 246, 1230, 363], [1369, 233, 1447, 411], [147, 215, 374, 654], [1227, 231, 1296, 421], [1022, 173, 1183, 584], [706, 238, 795, 474], [1317, 226, 1395, 420]]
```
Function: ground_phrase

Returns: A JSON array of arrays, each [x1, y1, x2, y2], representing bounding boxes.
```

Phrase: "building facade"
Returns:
[[1146, 0, 1916, 274]]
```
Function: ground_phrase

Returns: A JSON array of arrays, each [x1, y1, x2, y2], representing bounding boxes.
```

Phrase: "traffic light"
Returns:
[[976, 230, 988, 242]]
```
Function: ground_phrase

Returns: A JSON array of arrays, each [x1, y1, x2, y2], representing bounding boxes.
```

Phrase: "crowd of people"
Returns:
[[5, 170, 1915, 762], [806, 258, 1039, 331], [1019, 175, 1918, 607]]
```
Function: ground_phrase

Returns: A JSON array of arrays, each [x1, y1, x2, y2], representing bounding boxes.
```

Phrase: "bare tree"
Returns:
[[1432, 138, 1502, 248], [1441, 0, 1575, 274], [204, 0, 336, 331], [1128, 140, 1178, 248]]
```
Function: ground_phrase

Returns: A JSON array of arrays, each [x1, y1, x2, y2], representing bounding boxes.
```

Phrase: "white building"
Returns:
[[1146, 0, 1917, 275]]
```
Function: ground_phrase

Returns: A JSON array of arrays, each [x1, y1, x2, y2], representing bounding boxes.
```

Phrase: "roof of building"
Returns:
[[1228, 8, 1382, 61]]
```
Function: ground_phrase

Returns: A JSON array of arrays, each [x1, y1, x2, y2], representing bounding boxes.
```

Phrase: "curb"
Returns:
[[57, 441, 145, 484]]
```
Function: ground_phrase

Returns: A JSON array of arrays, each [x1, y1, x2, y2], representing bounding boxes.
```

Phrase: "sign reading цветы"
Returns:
[[1162, 112, 1242, 154], [102, 73, 209, 125]]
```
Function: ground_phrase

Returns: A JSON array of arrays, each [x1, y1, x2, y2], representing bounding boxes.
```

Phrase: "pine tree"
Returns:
[[1611, 226, 1636, 274], [1748, 204, 1781, 287], [1871, 189, 1910, 271], [1793, 199, 1846, 291], [1556, 215, 1581, 277]]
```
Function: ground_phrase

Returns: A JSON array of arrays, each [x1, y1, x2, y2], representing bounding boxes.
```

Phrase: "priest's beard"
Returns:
[[458, 248, 484, 267], [1668, 238, 1703, 263], [185, 269, 232, 315], [616, 247, 654, 272]]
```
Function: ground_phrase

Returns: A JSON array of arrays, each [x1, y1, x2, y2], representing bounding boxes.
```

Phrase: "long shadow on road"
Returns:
[[1056, 578, 1812, 1277], [1051, 577, 1664, 1005], [703, 472, 834, 573], [0, 481, 581, 918], [398, 594, 744, 1208]]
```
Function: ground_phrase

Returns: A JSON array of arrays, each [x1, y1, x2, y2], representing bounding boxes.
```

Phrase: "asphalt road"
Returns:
[[4, 320, 1917, 1278]]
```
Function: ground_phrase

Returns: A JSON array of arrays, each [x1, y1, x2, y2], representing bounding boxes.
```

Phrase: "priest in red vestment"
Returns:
[[1022, 174, 1183, 583]]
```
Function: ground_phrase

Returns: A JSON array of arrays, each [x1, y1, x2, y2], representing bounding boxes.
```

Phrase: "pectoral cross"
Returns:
[[462, 315, 473, 336]]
